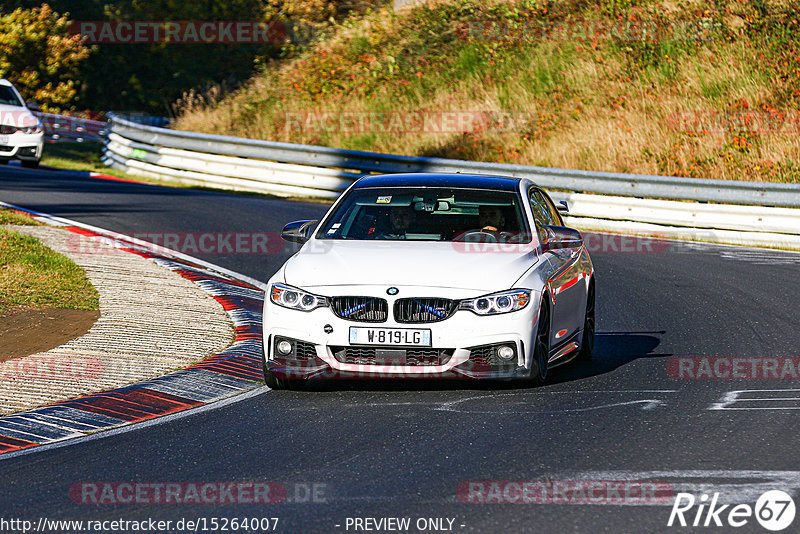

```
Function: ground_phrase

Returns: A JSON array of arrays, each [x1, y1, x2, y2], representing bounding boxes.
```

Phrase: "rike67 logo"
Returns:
[[668, 490, 796, 531]]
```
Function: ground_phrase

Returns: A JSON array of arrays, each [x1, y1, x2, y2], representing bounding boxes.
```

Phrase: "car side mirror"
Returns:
[[557, 200, 569, 213], [26, 100, 40, 112], [281, 220, 318, 244], [541, 225, 583, 252]]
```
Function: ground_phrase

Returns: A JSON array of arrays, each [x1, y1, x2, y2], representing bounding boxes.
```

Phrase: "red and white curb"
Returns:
[[0, 201, 268, 457]]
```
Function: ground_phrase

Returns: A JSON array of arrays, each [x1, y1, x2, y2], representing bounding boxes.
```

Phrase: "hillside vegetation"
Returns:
[[175, 0, 800, 183]]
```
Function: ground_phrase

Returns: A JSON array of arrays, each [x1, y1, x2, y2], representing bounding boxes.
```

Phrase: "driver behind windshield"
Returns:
[[378, 205, 414, 239], [479, 205, 506, 232], [319, 188, 531, 243]]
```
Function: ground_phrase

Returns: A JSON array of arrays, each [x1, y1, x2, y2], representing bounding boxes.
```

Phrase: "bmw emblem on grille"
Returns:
[[387, 287, 399, 295]]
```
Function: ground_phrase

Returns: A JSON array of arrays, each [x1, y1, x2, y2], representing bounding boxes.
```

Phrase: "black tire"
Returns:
[[262, 356, 305, 390], [577, 281, 595, 362], [21, 160, 39, 169], [262, 360, 283, 389], [0, 159, 8, 165], [530, 299, 551, 386]]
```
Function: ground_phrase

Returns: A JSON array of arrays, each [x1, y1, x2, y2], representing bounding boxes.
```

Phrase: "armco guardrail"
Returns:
[[107, 115, 800, 207], [102, 115, 800, 249], [35, 112, 169, 143], [35, 112, 108, 143], [548, 192, 800, 249], [103, 132, 356, 199]]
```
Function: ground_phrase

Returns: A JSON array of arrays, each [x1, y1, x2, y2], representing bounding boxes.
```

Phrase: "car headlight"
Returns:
[[459, 289, 531, 315], [270, 283, 328, 312], [21, 125, 43, 134]]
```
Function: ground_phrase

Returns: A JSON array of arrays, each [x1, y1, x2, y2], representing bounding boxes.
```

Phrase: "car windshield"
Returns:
[[318, 187, 530, 242], [0, 86, 23, 107]]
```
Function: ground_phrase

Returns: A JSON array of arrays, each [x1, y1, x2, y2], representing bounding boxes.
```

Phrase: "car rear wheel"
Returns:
[[530, 299, 550, 386], [577, 281, 595, 362]]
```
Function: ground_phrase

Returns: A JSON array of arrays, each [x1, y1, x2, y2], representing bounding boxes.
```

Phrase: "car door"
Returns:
[[529, 188, 583, 353]]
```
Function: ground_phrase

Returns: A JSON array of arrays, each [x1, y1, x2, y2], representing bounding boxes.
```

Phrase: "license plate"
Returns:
[[0, 135, 8, 145], [349, 327, 431, 347]]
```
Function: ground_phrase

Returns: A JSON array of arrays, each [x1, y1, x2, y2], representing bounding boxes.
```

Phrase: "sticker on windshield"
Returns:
[[376, 196, 392, 204]]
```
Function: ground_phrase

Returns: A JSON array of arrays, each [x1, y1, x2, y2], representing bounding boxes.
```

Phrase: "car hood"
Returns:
[[283, 240, 541, 293], [0, 104, 39, 127]]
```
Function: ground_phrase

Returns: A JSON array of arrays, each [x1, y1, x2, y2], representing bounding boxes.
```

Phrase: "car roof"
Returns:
[[352, 173, 523, 191], [0, 79, 12, 87]]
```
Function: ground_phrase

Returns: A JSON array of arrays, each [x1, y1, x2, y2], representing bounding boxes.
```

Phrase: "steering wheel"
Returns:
[[453, 229, 498, 243]]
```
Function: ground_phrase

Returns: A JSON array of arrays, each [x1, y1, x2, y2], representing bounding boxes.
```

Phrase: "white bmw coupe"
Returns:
[[263, 173, 595, 389], [0, 79, 44, 168]]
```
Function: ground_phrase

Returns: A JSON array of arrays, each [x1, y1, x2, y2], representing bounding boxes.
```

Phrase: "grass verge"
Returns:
[[41, 142, 176, 186], [41, 142, 146, 184], [0, 208, 41, 226], [0, 216, 99, 313]]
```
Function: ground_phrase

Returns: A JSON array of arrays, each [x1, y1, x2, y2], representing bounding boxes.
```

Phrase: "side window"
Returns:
[[528, 188, 552, 242], [540, 191, 564, 226]]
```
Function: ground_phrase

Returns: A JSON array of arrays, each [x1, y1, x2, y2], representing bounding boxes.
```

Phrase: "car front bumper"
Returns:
[[263, 290, 541, 381], [0, 132, 44, 161]]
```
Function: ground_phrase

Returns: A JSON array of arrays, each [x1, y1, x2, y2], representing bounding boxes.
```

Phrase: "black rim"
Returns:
[[535, 302, 550, 380], [585, 286, 595, 351]]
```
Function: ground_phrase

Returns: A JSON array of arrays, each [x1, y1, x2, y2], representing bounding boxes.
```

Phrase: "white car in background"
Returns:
[[262, 173, 596, 389], [0, 79, 44, 168]]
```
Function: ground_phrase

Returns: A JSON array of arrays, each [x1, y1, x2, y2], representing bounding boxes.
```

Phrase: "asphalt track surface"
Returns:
[[2, 165, 800, 533]]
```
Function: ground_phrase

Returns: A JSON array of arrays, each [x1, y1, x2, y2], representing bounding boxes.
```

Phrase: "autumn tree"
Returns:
[[0, 4, 90, 109]]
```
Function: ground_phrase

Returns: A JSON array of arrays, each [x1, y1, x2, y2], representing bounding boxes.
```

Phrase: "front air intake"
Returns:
[[330, 296, 388, 323], [394, 298, 458, 323]]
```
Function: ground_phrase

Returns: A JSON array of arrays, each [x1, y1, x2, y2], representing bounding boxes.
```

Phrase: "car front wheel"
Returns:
[[262, 358, 305, 390], [21, 160, 40, 169], [577, 281, 595, 362], [530, 299, 550, 386]]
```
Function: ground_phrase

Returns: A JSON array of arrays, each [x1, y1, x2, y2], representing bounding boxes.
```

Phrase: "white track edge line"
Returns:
[[0, 199, 268, 290], [0, 386, 269, 462], [0, 199, 272, 459]]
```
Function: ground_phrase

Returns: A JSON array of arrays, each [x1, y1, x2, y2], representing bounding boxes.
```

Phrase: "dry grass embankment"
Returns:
[[175, 0, 800, 183]]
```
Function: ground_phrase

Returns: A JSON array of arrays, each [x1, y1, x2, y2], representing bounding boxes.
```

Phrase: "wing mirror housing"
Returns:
[[26, 100, 40, 112], [281, 220, 318, 244], [541, 225, 583, 252], [557, 200, 569, 213]]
